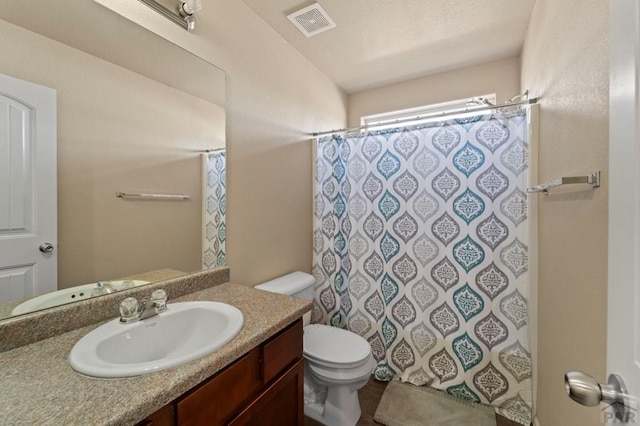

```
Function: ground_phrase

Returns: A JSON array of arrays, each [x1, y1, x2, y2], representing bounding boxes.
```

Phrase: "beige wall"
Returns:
[[521, 1, 609, 425], [0, 19, 225, 288], [138, 0, 348, 285], [347, 57, 520, 127]]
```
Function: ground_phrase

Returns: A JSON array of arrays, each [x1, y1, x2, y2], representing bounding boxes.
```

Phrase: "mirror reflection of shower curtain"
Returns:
[[312, 110, 532, 425], [202, 151, 226, 269]]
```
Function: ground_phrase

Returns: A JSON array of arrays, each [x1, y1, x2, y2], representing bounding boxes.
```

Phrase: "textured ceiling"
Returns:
[[241, 0, 536, 93]]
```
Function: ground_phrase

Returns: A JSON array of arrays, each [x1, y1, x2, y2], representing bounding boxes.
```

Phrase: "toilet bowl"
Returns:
[[303, 324, 377, 426], [255, 272, 375, 426]]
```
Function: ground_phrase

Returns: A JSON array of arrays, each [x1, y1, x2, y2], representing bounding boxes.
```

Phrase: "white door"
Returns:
[[0, 73, 57, 303]]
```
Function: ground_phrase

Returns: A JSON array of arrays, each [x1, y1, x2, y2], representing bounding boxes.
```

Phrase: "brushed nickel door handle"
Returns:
[[565, 371, 629, 421]]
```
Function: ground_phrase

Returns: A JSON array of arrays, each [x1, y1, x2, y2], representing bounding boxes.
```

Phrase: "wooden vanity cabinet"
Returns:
[[138, 319, 304, 426], [228, 359, 303, 426]]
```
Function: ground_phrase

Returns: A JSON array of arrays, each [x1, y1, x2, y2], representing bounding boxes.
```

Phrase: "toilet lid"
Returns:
[[303, 324, 371, 366]]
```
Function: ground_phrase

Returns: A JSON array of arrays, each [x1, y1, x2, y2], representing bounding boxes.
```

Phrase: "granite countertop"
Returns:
[[0, 282, 312, 425]]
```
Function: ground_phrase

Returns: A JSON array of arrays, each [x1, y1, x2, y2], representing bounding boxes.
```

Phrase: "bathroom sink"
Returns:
[[11, 280, 149, 316], [68, 301, 244, 378]]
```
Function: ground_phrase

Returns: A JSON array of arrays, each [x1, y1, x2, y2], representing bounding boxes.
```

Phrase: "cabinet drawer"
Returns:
[[228, 359, 304, 426], [177, 348, 262, 426], [262, 319, 303, 384]]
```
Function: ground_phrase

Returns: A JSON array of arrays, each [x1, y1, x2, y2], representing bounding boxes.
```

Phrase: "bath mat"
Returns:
[[373, 380, 496, 426]]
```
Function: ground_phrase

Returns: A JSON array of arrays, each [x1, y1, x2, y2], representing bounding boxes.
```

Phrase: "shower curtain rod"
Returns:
[[310, 96, 538, 137]]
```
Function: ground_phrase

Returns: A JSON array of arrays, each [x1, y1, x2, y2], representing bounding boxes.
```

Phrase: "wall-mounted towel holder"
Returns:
[[527, 171, 600, 195], [116, 192, 190, 200]]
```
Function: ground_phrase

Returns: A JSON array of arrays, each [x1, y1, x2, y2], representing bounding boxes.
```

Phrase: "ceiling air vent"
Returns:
[[287, 3, 336, 37]]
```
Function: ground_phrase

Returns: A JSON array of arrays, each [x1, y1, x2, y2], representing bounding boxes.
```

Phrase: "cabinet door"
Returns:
[[177, 348, 262, 426], [228, 359, 304, 426], [262, 320, 303, 384]]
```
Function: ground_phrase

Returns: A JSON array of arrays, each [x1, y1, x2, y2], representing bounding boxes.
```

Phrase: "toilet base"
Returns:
[[303, 384, 362, 426], [303, 359, 374, 426]]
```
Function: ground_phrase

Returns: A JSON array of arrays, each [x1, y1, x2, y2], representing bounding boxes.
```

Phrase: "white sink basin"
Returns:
[[11, 280, 150, 316], [68, 301, 244, 378]]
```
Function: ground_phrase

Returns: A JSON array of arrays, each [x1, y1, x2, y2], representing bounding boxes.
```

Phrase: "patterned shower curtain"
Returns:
[[312, 110, 532, 424], [202, 151, 226, 269]]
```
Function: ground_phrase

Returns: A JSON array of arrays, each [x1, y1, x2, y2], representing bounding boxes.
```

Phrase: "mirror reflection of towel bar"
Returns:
[[527, 171, 600, 195], [116, 192, 190, 200]]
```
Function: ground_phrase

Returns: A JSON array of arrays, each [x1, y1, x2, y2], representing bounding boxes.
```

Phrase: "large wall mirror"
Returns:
[[0, 0, 226, 320]]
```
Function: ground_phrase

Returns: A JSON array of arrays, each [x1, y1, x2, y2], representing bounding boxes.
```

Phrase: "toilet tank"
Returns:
[[254, 271, 315, 300]]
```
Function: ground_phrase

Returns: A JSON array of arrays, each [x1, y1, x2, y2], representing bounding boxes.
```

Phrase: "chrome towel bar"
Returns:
[[116, 192, 190, 200], [527, 171, 600, 195]]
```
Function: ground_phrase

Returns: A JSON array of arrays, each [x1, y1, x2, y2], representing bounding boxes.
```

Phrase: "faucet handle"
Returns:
[[119, 297, 139, 322], [151, 289, 167, 301], [150, 289, 167, 311], [91, 281, 113, 297]]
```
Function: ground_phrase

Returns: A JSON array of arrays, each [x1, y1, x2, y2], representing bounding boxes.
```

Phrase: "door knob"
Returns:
[[565, 371, 629, 421], [39, 242, 54, 253]]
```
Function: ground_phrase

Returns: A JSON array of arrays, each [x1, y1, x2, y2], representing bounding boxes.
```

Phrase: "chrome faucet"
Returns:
[[119, 289, 168, 323]]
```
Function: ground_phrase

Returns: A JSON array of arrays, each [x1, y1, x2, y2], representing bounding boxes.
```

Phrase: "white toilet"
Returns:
[[255, 272, 376, 426]]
